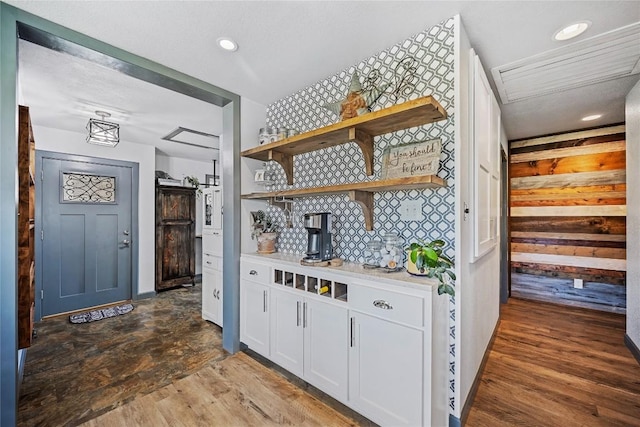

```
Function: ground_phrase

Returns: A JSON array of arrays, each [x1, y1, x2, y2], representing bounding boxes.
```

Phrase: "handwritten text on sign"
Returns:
[[382, 138, 442, 179]]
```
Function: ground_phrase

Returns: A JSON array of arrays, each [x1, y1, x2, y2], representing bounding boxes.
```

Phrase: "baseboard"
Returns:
[[134, 291, 156, 300], [460, 316, 501, 424], [625, 334, 640, 365]]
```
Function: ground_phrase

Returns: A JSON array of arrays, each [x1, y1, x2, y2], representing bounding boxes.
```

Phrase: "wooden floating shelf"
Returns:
[[242, 175, 446, 231], [241, 96, 447, 185]]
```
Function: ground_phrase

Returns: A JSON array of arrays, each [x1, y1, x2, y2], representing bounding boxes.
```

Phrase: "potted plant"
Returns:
[[251, 210, 279, 254], [406, 239, 455, 296], [183, 175, 202, 197]]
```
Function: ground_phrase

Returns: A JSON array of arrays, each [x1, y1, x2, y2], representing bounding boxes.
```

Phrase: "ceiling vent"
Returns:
[[492, 22, 640, 104], [161, 127, 219, 150]]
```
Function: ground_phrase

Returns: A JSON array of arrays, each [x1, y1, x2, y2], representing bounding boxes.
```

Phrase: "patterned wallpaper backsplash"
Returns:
[[263, 17, 455, 263]]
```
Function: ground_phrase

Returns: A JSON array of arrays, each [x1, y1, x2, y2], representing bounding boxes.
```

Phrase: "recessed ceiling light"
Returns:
[[554, 21, 591, 41], [216, 37, 238, 52], [581, 114, 602, 121]]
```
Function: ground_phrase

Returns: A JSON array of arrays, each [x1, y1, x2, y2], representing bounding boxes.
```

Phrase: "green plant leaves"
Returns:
[[437, 283, 455, 296], [424, 247, 438, 263], [430, 239, 445, 247], [415, 252, 425, 270], [408, 242, 421, 251], [406, 238, 455, 297]]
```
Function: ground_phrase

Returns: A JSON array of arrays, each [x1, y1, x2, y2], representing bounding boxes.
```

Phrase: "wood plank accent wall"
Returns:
[[509, 125, 626, 287]]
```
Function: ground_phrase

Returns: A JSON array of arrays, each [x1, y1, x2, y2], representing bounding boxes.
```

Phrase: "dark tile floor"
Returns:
[[18, 285, 225, 426]]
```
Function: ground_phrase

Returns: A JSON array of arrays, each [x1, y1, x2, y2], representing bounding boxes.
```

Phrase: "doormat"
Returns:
[[69, 303, 134, 324]]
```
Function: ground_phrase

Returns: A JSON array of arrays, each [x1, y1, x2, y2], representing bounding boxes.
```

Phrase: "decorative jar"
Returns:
[[363, 240, 383, 268], [380, 232, 403, 270], [258, 127, 274, 145]]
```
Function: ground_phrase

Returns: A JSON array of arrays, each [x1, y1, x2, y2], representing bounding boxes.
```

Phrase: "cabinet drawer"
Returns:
[[202, 232, 222, 256], [203, 253, 221, 270], [241, 259, 271, 284], [350, 285, 423, 327]]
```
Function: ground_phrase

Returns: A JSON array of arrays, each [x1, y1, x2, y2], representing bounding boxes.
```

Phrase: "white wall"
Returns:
[[34, 125, 157, 295], [453, 15, 501, 418], [626, 81, 640, 348], [239, 97, 268, 254]]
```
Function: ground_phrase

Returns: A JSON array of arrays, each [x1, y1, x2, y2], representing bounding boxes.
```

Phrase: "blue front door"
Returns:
[[39, 152, 133, 316]]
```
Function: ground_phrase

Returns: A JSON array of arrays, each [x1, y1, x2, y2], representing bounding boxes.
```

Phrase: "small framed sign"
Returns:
[[254, 169, 266, 182], [382, 138, 442, 179]]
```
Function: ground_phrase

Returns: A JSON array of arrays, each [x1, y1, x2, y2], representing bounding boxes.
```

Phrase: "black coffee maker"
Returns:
[[303, 212, 333, 261]]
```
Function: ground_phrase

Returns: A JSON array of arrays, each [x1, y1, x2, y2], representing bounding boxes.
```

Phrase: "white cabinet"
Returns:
[[239, 255, 447, 426], [348, 282, 425, 426], [202, 254, 223, 327], [240, 260, 271, 357], [240, 280, 270, 357], [269, 287, 349, 400], [202, 187, 222, 256], [270, 288, 304, 376], [349, 312, 424, 426], [304, 297, 349, 401], [202, 186, 224, 326], [202, 186, 223, 234], [471, 50, 501, 260]]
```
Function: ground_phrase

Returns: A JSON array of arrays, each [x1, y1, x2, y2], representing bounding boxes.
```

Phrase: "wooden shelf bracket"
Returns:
[[349, 127, 374, 176], [268, 150, 294, 185], [349, 190, 374, 231]]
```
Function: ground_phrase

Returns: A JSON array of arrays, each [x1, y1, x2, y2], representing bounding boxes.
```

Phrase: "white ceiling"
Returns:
[[18, 40, 222, 161], [8, 0, 640, 153]]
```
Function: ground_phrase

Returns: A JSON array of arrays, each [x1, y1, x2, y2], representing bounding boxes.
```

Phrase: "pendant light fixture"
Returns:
[[86, 110, 120, 147]]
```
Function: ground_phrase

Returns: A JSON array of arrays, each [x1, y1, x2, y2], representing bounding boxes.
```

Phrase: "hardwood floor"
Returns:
[[511, 272, 626, 314], [80, 352, 359, 427], [466, 297, 640, 426], [20, 284, 640, 426], [17, 284, 367, 427], [18, 286, 225, 426]]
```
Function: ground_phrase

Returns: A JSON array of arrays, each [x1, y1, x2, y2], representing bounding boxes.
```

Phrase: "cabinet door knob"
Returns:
[[249, 270, 258, 275], [373, 300, 393, 310]]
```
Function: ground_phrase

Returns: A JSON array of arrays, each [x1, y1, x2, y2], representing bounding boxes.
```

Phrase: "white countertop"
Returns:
[[242, 252, 440, 292]]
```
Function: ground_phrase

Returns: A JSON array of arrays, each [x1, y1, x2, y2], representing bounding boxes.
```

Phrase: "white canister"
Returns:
[[258, 127, 274, 145]]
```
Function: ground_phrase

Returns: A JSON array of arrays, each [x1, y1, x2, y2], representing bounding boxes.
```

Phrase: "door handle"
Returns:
[[297, 301, 301, 327], [303, 302, 307, 328], [250, 270, 258, 275], [373, 300, 393, 310], [263, 290, 267, 312], [122, 239, 130, 246], [350, 317, 355, 347]]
